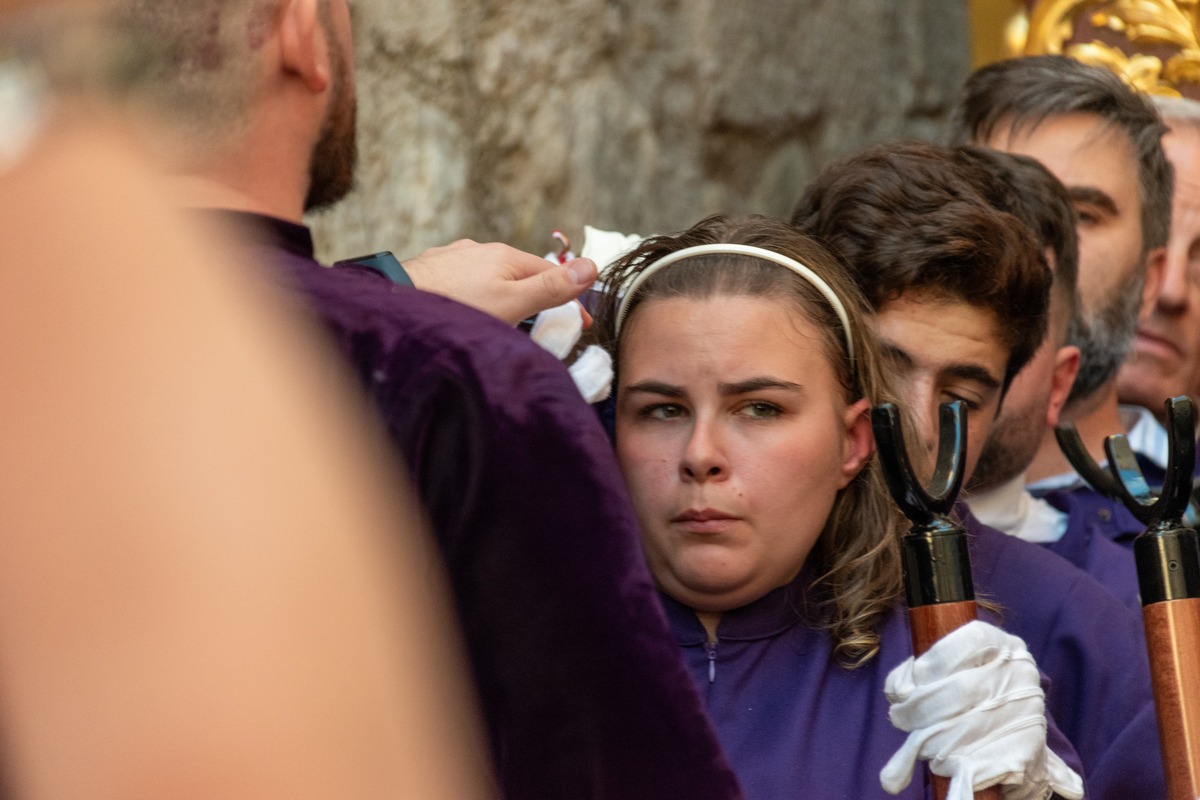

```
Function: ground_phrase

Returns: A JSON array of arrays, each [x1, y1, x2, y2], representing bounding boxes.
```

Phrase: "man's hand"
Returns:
[[402, 239, 598, 326]]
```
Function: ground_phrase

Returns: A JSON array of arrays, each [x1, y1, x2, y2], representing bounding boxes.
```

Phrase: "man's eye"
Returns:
[[944, 393, 981, 412]]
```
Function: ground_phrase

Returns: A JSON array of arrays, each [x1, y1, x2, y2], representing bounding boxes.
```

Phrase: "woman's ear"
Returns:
[[278, 0, 330, 93], [839, 397, 874, 488]]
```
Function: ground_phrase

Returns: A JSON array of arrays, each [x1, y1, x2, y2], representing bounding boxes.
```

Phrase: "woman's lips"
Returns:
[[672, 508, 740, 533]]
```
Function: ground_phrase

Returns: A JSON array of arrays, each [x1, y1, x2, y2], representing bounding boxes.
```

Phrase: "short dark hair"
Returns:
[[790, 140, 1051, 388], [953, 55, 1172, 253], [952, 144, 1079, 337]]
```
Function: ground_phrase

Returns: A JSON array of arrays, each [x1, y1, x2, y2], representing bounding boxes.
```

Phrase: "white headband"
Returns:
[[613, 243, 855, 362]]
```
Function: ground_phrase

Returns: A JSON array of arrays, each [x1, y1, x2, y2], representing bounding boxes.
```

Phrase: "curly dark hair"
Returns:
[[790, 140, 1051, 390], [952, 144, 1078, 338]]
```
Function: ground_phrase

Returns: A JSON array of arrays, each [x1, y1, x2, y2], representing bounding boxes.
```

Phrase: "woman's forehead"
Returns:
[[619, 295, 841, 378]]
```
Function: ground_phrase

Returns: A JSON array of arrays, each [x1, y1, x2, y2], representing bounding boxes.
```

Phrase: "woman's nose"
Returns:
[[680, 420, 728, 482]]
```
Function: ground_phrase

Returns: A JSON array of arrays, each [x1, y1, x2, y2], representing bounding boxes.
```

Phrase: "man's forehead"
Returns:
[[1165, 127, 1200, 203], [874, 292, 1007, 381], [981, 113, 1137, 187]]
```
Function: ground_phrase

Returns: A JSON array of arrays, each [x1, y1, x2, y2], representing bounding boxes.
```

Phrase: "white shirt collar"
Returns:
[[1120, 403, 1169, 470], [1026, 404, 1168, 493], [967, 472, 1068, 544]]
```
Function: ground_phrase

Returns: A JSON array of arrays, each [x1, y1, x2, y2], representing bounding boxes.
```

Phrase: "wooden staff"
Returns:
[[872, 401, 1002, 800], [1056, 396, 1200, 800]]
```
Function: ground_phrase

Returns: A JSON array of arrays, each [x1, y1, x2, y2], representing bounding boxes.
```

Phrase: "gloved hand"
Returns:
[[880, 620, 1083, 800], [529, 301, 613, 403]]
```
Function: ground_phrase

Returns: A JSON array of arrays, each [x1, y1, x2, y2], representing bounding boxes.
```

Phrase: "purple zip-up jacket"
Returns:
[[666, 510, 1163, 799]]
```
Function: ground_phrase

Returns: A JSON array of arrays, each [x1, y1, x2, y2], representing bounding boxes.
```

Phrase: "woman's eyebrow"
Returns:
[[718, 377, 805, 395], [623, 380, 686, 397]]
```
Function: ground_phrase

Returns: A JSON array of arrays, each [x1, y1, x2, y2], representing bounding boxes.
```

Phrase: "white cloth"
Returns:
[[966, 474, 1068, 544], [529, 301, 613, 402], [530, 301, 583, 360], [568, 345, 613, 404], [880, 621, 1083, 800], [580, 225, 642, 276], [1122, 403, 1169, 472]]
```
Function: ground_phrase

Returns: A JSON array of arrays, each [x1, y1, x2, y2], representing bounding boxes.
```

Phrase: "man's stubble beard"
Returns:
[[303, 33, 357, 213], [1066, 258, 1145, 407]]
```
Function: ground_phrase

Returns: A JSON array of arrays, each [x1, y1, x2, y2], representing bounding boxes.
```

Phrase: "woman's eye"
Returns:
[[641, 403, 686, 420], [741, 401, 782, 419]]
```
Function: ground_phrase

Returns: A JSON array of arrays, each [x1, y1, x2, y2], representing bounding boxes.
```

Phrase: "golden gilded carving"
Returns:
[[1015, 0, 1200, 95]]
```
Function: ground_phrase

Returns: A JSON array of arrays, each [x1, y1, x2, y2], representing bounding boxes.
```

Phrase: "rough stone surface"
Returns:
[[310, 0, 970, 263]]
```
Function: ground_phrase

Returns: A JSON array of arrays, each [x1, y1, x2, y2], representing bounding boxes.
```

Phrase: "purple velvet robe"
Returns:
[[231, 212, 744, 800]]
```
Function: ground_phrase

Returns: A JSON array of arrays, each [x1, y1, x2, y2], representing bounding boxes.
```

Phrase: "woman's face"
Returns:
[[615, 294, 871, 613]]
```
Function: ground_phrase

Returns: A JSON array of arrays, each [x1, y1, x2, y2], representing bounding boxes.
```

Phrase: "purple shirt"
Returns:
[[230, 212, 743, 800], [961, 508, 1164, 798], [1036, 485, 1144, 549], [1040, 490, 1142, 610]]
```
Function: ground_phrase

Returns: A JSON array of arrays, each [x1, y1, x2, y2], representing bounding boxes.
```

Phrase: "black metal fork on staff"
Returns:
[[872, 400, 1001, 800], [1056, 395, 1200, 800]]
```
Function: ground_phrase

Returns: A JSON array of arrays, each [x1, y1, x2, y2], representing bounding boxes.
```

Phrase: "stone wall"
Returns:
[[310, 0, 970, 263]]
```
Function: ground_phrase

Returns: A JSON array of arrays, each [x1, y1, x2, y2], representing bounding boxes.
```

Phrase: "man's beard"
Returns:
[[1066, 264, 1144, 406], [303, 49, 357, 212], [967, 409, 1041, 493]]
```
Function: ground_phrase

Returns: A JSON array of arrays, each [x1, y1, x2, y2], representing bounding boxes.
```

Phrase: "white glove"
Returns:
[[880, 620, 1083, 800], [529, 301, 613, 402]]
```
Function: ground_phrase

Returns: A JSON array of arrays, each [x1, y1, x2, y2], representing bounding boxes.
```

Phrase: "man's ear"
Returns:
[[839, 397, 874, 489], [278, 0, 330, 93], [1141, 246, 1167, 319], [1046, 344, 1081, 428]]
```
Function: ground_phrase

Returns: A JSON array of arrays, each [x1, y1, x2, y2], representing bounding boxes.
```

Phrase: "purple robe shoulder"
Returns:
[[235, 213, 743, 800], [663, 575, 1082, 800], [1035, 485, 1144, 548], [960, 507, 1164, 797], [1040, 490, 1141, 610]]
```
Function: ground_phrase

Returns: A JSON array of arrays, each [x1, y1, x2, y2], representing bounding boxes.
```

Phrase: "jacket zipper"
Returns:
[[704, 641, 717, 683]]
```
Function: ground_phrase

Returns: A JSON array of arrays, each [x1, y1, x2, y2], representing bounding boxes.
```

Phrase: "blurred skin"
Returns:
[[873, 292, 1010, 484], [0, 112, 492, 798], [1119, 125, 1200, 418], [614, 296, 871, 642]]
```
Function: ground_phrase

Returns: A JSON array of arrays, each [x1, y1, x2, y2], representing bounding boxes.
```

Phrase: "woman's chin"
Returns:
[[661, 564, 761, 612]]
